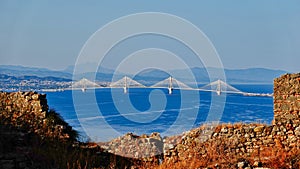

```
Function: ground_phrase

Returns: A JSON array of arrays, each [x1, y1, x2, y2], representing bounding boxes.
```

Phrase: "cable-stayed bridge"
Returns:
[[69, 76, 273, 97], [109, 76, 146, 93], [70, 78, 100, 92], [150, 77, 193, 94], [199, 79, 243, 95]]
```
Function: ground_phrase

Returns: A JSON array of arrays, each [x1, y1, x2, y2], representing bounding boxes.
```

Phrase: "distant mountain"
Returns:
[[135, 69, 170, 78], [170, 67, 210, 83], [64, 63, 116, 75], [0, 73, 71, 82], [64, 64, 125, 81], [0, 65, 288, 84], [225, 68, 287, 84], [130, 67, 287, 84], [0, 65, 72, 79], [179, 67, 287, 84], [133, 69, 170, 86], [75, 72, 123, 82]]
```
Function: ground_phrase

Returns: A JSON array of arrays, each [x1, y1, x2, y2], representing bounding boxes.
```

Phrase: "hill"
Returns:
[[0, 65, 288, 86], [126, 67, 287, 84], [0, 65, 72, 79]]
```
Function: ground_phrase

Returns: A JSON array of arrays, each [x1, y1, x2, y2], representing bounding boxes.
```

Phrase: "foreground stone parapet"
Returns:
[[100, 132, 163, 162], [274, 73, 300, 126], [0, 92, 47, 131], [0, 91, 74, 140]]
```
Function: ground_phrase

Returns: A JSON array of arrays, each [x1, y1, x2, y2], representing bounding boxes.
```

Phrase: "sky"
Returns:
[[0, 1, 299, 73]]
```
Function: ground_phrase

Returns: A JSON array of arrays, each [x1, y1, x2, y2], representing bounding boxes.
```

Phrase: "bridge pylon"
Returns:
[[168, 76, 173, 94], [123, 76, 128, 94], [216, 79, 221, 95]]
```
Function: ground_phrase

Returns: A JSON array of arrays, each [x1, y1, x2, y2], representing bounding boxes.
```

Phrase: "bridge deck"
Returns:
[[62, 77, 273, 97]]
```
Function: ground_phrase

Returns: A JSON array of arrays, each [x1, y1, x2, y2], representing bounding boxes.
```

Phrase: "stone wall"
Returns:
[[100, 132, 163, 162], [274, 73, 300, 126], [0, 92, 47, 133], [0, 91, 73, 139], [0, 92, 79, 169]]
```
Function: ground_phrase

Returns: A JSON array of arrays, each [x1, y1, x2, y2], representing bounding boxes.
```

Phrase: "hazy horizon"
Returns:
[[0, 63, 289, 74]]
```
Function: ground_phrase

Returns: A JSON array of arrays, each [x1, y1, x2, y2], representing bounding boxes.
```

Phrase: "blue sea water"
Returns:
[[45, 84, 273, 141]]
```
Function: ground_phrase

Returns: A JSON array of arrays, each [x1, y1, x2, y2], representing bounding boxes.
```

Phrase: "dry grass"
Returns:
[[3, 108, 300, 169], [146, 140, 300, 169], [253, 146, 300, 169]]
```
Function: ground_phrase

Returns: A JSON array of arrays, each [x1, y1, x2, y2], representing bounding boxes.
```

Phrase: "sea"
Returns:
[[44, 84, 273, 142]]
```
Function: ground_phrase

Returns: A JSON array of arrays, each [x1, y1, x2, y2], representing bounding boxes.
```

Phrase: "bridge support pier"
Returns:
[[123, 87, 128, 94], [168, 87, 173, 95]]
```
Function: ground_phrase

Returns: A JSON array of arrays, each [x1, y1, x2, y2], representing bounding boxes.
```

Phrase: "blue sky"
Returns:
[[0, 1, 299, 72]]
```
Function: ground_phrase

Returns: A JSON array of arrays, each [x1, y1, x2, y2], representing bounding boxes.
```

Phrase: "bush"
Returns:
[[46, 109, 79, 141]]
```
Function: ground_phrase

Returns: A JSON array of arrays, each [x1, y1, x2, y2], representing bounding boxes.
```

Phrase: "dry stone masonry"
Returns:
[[0, 91, 79, 169], [0, 91, 73, 140], [274, 73, 300, 128], [100, 132, 163, 161], [0, 92, 47, 133]]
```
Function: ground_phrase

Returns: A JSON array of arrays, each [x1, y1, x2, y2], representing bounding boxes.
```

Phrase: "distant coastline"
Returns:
[[0, 65, 287, 91]]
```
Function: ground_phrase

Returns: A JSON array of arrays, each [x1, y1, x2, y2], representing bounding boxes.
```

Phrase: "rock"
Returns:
[[295, 126, 300, 136], [254, 126, 264, 133], [237, 161, 245, 168], [150, 132, 162, 141], [220, 127, 228, 133], [31, 94, 39, 100], [165, 143, 174, 150], [253, 161, 262, 167]]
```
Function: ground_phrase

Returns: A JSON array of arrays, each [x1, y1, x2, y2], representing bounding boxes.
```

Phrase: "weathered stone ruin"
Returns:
[[0, 91, 74, 140], [273, 73, 300, 129]]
